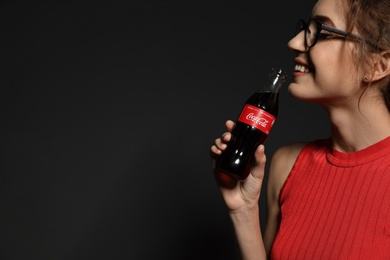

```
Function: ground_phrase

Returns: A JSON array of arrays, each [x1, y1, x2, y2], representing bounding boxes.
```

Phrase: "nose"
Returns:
[[287, 30, 307, 53]]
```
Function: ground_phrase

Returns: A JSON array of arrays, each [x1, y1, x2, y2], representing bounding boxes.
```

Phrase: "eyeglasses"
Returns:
[[296, 18, 381, 50]]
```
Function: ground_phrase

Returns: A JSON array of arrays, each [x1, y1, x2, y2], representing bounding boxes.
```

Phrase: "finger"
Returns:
[[221, 132, 231, 143], [213, 137, 227, 150], [210, 144, 222, 156], [225, 120, 235, 132]]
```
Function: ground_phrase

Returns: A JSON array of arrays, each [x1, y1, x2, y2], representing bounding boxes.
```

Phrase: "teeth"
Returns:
[[295, 64, 309, 73]]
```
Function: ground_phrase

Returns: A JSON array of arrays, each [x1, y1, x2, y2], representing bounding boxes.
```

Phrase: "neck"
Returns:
[[326, 99, 390, 152]]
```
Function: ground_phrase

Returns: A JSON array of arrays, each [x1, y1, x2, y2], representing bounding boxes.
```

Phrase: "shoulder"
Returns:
[[267, 142, 308, 201], [270, 142, 308, 167]]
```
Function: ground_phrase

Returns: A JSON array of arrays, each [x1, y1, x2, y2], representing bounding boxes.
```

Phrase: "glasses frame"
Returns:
[[296, 18, 381, 51]]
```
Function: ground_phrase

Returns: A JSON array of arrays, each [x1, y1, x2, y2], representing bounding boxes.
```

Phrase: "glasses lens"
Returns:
[[306, 20, 318, 48]]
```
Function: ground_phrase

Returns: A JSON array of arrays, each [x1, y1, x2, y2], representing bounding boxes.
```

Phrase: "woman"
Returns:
[[210, 0, 390, 259]]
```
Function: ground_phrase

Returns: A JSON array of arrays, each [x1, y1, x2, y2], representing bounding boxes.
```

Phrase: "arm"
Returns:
[[211, 120, 267, 259], [228, 145, 268, 260], [211, 120, 306, 259]]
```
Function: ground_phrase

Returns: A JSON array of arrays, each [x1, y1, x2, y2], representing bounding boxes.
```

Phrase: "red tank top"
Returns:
[[271, 137, 390, 259]]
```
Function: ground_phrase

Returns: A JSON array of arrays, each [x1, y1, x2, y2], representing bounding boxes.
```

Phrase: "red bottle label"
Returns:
[[237, 104, 275, 134]]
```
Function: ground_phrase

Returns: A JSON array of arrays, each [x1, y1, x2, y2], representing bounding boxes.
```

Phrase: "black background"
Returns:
[[0, 1, 328, 260]]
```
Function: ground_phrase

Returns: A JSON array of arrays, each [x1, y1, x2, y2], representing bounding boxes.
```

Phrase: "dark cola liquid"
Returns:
[[215, 92, 279, 181]]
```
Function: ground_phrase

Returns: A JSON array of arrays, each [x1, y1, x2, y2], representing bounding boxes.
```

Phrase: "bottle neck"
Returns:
[[256, 70, 286, 94]]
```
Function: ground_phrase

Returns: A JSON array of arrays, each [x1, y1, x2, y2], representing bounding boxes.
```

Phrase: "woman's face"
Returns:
[[287, 0, 365, 108]]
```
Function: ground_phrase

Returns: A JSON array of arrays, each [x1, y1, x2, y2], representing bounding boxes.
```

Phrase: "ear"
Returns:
[[369, 51, 390, 82]]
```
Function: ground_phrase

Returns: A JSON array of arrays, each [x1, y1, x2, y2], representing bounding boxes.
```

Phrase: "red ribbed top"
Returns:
[[271, 137, 390, 259]]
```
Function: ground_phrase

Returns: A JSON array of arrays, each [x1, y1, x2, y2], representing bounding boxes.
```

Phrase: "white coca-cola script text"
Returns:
[[246, 113, 268, 127]]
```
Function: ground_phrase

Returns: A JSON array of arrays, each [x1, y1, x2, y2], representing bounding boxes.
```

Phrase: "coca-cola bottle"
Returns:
[[215, 68, 286, 181]]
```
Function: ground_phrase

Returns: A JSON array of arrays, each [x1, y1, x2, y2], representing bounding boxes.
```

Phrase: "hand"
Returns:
[[210, 120, 267, 213]]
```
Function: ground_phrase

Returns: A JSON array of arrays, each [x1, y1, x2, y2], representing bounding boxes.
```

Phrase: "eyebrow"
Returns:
[[310, 15, 336, 27]]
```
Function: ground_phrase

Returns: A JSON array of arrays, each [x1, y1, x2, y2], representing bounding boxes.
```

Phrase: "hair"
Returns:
[[345, 0, 390, 111]]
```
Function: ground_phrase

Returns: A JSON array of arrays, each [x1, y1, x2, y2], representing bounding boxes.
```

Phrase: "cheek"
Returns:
[[312, 46, 358, 89]]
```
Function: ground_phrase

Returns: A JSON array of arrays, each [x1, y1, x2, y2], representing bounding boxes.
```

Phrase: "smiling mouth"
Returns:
[[294, 64, 310, 73]]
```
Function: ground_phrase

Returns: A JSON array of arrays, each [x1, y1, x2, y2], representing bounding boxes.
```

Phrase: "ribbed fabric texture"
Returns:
[[271, 137, 390, 260]]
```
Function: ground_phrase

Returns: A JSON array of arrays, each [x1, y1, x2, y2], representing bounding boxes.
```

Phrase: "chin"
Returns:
[[287, 85, 318, 103], [287, 83, 303, 99]]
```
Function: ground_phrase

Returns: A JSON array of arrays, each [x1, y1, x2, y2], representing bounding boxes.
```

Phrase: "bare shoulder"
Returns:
[[270, 142, 308, 172], [267, 142, 308, 200]]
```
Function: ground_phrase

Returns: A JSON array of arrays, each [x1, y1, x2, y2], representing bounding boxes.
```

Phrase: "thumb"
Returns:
[[250, 144, 266, 181]]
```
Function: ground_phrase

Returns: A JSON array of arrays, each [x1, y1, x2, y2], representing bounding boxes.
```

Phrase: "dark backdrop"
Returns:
[[0, 1, 328, 260]]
